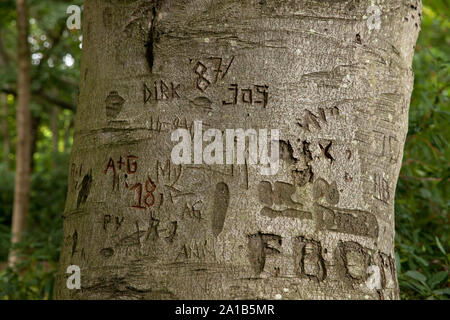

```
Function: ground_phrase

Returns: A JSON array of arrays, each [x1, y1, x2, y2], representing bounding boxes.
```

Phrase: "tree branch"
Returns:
[[1, 87, 76, 112]]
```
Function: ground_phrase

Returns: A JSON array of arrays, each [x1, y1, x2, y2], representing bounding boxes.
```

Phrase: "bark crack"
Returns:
[[145, 1, 162, 72]]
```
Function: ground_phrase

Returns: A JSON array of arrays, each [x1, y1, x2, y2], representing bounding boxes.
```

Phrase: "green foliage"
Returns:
[[0, 165, 14, 260], [0, 152, 67, 299], [0, 258, 56, 300], [394, 2, 449, 300]]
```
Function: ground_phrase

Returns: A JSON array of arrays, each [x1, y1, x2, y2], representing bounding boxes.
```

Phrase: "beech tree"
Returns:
[[55, 0, 422, 299]]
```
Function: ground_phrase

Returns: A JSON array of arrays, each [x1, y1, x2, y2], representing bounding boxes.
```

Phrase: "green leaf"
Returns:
[[412, 254, 430, 267], [435, 236, 446, 255], [427, 271, 448, 289], [433, 288, 450, 296], [395, 251, 401, 274], [403, 280, 429, 295], [405, 270, 428, 284]]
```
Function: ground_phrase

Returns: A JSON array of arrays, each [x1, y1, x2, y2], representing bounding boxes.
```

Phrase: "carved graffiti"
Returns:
[[335, 241, 371, 281], [104, 155, 138, 176], [103, 155, 158, 210], [145, 211, 177, 243], [315, 205, 379, 239], [212, 182, 230, 237], [293, 237, 326, 281], [334, 241, 397, 294], [222, 84, 269, 108], [296, 107, 339, 132], [130, 176, 156, 209], [105, 91, 125, 120], [258, 181, 312, 220], [103, 214, 125, 231], [143, 80, 180, 103], [192, 56, 234, 91], [313, 178, 339, 205], [247, 232, 282, 274], [76, 171, 92, 209], [373, 172, 390, 204], [175, 239, 216, 261]]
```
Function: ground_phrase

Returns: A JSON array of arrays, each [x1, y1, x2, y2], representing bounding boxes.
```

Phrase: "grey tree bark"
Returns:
[[55, 0, 421, 299]]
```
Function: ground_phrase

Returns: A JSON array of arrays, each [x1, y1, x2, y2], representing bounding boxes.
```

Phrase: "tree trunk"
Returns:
[[29, 114, 40, 171], [1, 93, 9, 170], [55, 0, 421, 299], [0, 30, 10, 171], [9, 0, 32, 266], [51, 105, 59, 154]]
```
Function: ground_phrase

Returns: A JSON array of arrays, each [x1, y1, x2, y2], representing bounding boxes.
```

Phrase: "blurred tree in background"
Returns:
[[0, 0, 447, 299]]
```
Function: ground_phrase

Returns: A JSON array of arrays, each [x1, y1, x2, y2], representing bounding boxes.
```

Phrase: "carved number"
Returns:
[[130, 177, 156, 209]]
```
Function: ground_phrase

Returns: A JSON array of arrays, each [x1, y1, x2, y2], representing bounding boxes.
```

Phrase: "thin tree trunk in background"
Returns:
[[30, 114, 40, 171], [9, 0, 32, 267], [55, 0, 421, 299], [51, 105, 59, 153], [1, 93, 9, 170], [0, 30, 10, 171]]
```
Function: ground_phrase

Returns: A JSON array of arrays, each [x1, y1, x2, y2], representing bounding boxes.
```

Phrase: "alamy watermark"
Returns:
[[66, 265, 81, 290], [366, 265, 382, 290], [366, 4, 382, 31], [171, 121, 280, 175], [66, 5, 81, 30]]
